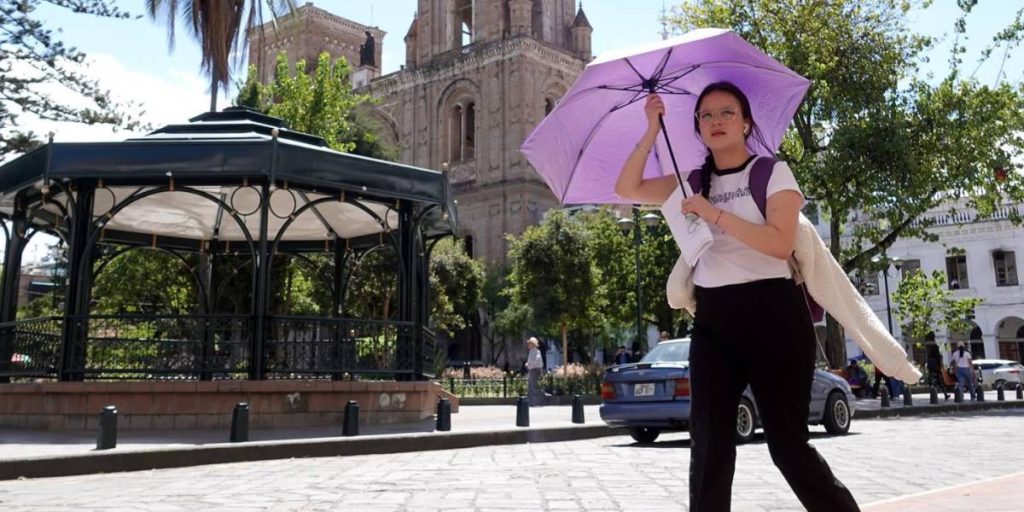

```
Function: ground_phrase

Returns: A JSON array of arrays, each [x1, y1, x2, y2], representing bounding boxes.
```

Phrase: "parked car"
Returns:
[[973, 359, 1024, 388], [599, 338, 856, 444]]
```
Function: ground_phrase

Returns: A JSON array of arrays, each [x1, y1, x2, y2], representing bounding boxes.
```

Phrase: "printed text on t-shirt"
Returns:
[[709, 186, 751, 205]]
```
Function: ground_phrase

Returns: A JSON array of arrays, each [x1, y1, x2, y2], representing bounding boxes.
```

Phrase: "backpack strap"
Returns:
[[686, 167, 703, 196], [749, 156, 777, 219]]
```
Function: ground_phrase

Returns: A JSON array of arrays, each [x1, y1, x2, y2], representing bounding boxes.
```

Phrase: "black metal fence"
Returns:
[[265, 316, 424, 378], [0, 316, 63, 378], [0, 314, 435, 380]]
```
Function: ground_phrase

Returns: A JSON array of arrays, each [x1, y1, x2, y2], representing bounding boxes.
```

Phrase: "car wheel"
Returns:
[[735, 397, 756, 444], [994, 379, 1006, 390], [823, 391, 851, 435], [629, 427, 660, 444]]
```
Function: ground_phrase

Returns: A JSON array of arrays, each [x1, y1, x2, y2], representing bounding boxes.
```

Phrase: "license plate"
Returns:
[[634, 383, 655, 397]]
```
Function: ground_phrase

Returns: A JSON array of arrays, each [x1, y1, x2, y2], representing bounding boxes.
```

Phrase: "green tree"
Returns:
[[669, 0, 1024, 366], [892, 269, 983, 353], [505, 210, 603, 373], [91, 249, 198, 314], [235, 53, 396, 159], [429, 238, 485, 336], [146, 0, 295, 111], [1, 0, 144, 158]]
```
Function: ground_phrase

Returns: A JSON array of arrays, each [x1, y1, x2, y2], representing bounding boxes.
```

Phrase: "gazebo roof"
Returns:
[[0, 108, 457, 247]]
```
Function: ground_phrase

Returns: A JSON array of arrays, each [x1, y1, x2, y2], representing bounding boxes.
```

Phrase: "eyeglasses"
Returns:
[[695, 108, 739, 124]]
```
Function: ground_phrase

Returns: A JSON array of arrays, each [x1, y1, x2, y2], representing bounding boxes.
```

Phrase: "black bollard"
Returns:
[[462, 361, 471, 380], [1017, 383, 1023, 400], [903, 388, 913, 407], [571, 395, 585, 424], [880, 386, 890, 408], [230, 402, 249, 442], [929, 386, 939, 405], [516, 396, 530, 427], [954, 385, 963, 403], [977, 385, 985, 402], [436, 398, 451, 432], [343, 400, 359, 436], [96, 405, 118, 450], [997, 383, 1005, 402]]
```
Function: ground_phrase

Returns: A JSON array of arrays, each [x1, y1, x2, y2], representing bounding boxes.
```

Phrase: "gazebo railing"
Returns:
[[1, 314, 433, 380], [71, 314, 252, 380], [0, 316, 64, 378], [265, 316, 420, 378]]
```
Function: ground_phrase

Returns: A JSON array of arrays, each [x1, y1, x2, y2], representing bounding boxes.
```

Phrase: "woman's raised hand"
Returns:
[[644, 93, 665, 133]]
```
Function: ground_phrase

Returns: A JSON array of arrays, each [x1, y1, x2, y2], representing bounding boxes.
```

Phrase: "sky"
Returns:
[[6, 0, 1024, 262]]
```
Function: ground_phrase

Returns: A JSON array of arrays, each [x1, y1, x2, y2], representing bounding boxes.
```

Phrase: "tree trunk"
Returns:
[[826, 216, 847, 367], [209, 74, 218, 112], [561, 322, 568, 376]]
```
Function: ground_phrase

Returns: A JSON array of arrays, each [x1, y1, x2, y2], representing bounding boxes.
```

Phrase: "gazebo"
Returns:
[[0, 107, 456, 383]]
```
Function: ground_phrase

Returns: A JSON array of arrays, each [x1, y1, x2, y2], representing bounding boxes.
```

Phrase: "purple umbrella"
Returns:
[[521, 28, 810, 205]]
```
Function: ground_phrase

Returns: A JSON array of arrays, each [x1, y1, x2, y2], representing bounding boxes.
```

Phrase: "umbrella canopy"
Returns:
[[521, 28, 810, 205]]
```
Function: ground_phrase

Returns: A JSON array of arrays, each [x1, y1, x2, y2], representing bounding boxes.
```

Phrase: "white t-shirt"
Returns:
[[691, 157, 805, 288], [952, 350, 972, 368]]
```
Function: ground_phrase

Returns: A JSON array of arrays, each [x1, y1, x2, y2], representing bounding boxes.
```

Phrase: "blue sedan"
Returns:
[[599, 338, 856, 444]]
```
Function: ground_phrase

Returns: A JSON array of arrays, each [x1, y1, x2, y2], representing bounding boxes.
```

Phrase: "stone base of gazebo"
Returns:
[[0, 381, 459, 431]]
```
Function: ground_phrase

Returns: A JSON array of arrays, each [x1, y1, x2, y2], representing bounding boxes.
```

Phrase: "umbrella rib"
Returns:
[[650, 47, 674, 85], [597, 84, 648, 93], [623, 57, 647, 83]]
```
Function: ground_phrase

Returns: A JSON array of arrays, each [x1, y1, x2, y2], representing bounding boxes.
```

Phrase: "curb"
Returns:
[[1, 400, 1020, 481], [853, 398, 1024, 419], [0, 424, 622, 481]]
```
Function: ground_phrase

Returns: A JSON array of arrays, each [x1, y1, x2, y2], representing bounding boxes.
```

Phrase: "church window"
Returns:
[[454, 0, 473, 48], [447, 100, 476, 163]]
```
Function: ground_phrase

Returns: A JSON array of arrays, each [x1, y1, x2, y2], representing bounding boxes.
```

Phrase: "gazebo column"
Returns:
[[0, 193, 29, 383], [198, 247, 215, 380], [416, 232, 431, 379], [396, 201, 419, 379], [60, 183, 96, 382], [332, 239, 348, 380], [250, 181, 271, 380]]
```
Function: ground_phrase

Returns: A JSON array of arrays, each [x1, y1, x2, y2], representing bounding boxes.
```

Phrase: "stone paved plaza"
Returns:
[[0, 409, 1021, 511]]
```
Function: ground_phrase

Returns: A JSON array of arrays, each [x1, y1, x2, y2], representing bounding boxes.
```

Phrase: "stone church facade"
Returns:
[[249, 0, 592, 264]]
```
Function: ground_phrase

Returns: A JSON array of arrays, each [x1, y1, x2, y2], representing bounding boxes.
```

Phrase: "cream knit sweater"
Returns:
[[667, 213, 923, 383]]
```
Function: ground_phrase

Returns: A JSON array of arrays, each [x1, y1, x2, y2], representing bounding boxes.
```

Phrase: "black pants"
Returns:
[[689, 278, 860, 512]]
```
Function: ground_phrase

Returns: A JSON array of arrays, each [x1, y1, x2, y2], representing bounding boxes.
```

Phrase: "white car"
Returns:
[[972, 359, 1024, 388]]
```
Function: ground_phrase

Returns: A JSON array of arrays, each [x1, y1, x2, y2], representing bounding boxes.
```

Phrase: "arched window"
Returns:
[[544, 98, 555, 116], [446, 100, 475, 163]]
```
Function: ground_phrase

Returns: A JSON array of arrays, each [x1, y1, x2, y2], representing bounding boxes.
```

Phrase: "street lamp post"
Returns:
[[872, 254, 904, 335], [618, 208, 660, 356]]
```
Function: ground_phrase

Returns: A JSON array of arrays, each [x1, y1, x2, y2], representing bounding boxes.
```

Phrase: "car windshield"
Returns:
[[641, 341, 691, 363]]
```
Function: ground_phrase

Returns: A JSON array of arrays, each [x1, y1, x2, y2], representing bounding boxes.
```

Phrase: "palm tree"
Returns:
[[147, 0, 296, 112]]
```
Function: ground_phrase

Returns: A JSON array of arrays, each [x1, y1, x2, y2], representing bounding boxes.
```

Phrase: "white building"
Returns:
[[810, 201, 1024, 366]]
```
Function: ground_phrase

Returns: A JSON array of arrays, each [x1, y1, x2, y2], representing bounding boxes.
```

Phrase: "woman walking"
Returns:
[[615, 82, 860, 511]]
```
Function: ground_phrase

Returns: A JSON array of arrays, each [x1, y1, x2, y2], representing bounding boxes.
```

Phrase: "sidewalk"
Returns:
[[863, 471, 1024, 511], [0, 392, 1021, 481]]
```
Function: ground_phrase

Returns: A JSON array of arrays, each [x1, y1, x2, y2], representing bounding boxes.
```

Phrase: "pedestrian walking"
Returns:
[[525, 337, 545, 406], [951, 342, 976, 400], [615, 82, 860, 511]]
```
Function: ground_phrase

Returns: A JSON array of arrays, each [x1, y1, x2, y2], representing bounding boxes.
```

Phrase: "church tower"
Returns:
[[366, 0, 592, 264]]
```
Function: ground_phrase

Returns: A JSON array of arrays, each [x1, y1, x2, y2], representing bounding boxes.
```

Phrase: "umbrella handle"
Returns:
[[657, 113, 687, 196], [657, 114, 701, 223]]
